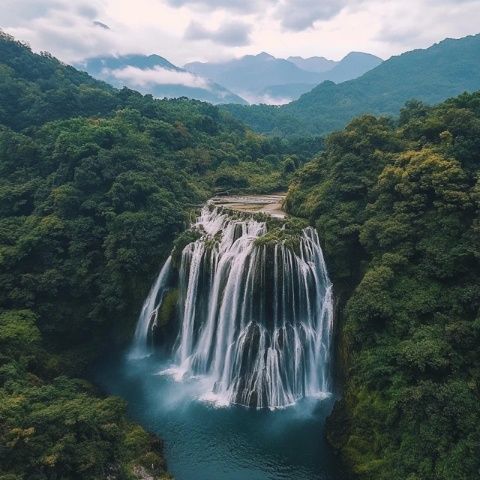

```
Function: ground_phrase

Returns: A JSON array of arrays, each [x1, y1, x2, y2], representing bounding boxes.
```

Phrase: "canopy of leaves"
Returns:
[[287, 93, 480, 479]]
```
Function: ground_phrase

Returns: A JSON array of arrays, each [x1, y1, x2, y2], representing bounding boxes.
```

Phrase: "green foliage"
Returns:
[[288, 91, 480, 479], [0, 311, 170, 479], [254, 216, 308, 251], [0, 33, 322, 479]]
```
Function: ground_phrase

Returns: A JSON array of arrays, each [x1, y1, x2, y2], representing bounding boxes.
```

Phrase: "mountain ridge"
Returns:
[[223, 34, 480, 135], [185, 51, 382, 103]]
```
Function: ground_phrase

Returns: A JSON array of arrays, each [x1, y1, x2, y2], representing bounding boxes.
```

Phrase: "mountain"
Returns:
[[321, 51, 383, 83], [260, 83, 318, 103], [184, 52, 322, 101], [184, 51, 381, 103], [259, 52, 383, 102], [287, 55, 337, 73], [224, 34, 480, 136], [78, 54, 247, 105]]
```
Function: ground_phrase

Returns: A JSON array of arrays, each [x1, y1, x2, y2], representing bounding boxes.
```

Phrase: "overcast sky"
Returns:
[[2, 0, 480, 65]]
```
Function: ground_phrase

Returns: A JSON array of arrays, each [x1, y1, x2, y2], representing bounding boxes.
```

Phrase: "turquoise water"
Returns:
[[96, 354, 342, 480]]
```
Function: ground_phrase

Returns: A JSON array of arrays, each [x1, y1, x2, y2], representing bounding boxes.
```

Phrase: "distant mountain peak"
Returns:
[[256, 52, 275, 59], [341, 51, 383, 61], [224, 33, 480, 136]]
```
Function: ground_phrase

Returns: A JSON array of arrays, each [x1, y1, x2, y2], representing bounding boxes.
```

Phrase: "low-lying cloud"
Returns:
[[106, 65, 211, 89]]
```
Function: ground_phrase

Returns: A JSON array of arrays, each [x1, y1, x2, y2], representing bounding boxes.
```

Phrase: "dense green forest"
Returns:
[[225, 34, 480, 137], [286, 93, 480, 479], [0, 32, 321, 479]]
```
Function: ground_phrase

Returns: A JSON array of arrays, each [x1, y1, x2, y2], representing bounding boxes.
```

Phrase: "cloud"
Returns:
[[2, 0, 480, 69], [165, 0, 268, 13], [276, 0, 350, 31], [185, 20, 252, 46], [373, 0, 480, 51], [1, 1, 120, 61], [93, 21, 110, 30], [240, 92, 292, 105], [105, 65, 211, 89], [1, 0, 61, 26]]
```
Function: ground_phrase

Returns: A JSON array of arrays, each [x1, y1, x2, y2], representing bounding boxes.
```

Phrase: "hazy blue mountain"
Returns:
[[260, 52, 383, 101], [78, 54, 247, 105], [184, 52, 322, 100], [185, 51, 382, 103], [224, 34, 480, 136], [322, 51, 383, 83], [287, 56, 337, 73]]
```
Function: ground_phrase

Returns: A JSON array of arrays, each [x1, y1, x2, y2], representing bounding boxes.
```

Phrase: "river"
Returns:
[[96, 354, 341, 480]]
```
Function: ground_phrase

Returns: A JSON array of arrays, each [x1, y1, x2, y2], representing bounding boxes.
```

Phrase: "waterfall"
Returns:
[[132, 204, 333, 409], [130, 256, 172, 359]]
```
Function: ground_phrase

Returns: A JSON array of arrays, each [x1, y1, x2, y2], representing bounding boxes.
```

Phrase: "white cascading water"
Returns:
[[130, 256, 172, 359], [132, 204, 333, 409]]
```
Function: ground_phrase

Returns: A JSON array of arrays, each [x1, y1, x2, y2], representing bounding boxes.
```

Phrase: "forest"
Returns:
[[1, 28, 480, 480], [287, 95, 480, 479]]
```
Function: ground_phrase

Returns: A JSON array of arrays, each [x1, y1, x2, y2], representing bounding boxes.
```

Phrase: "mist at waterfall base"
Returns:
[[95, 205, 340, 479]]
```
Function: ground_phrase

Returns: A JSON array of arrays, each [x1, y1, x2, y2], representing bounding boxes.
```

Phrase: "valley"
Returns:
[[1, 23, 480, 480]]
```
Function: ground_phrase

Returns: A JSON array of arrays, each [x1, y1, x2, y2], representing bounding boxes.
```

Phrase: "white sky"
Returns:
[[2, 0, 480, 65]]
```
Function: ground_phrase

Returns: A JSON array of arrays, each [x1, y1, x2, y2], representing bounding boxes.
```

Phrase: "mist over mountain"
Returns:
[[76, 50, 381, 106], [224, 34, 480, 136], [78, 54, 247, 105], [185, 52, 321, 102], [185, 51, 382, 103]]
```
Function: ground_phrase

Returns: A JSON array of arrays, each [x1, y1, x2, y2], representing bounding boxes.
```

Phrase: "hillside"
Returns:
[[78, 54, 247, 105], [287, 92, 480, 479], [225, 34, 480, 136], [0, 32, 320, 480]]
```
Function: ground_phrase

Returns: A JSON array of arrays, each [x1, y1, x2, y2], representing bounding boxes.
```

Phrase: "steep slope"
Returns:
[[224, 34, 480, 136], [78, 53, 247, 105], [286, 91, 480, 480]]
